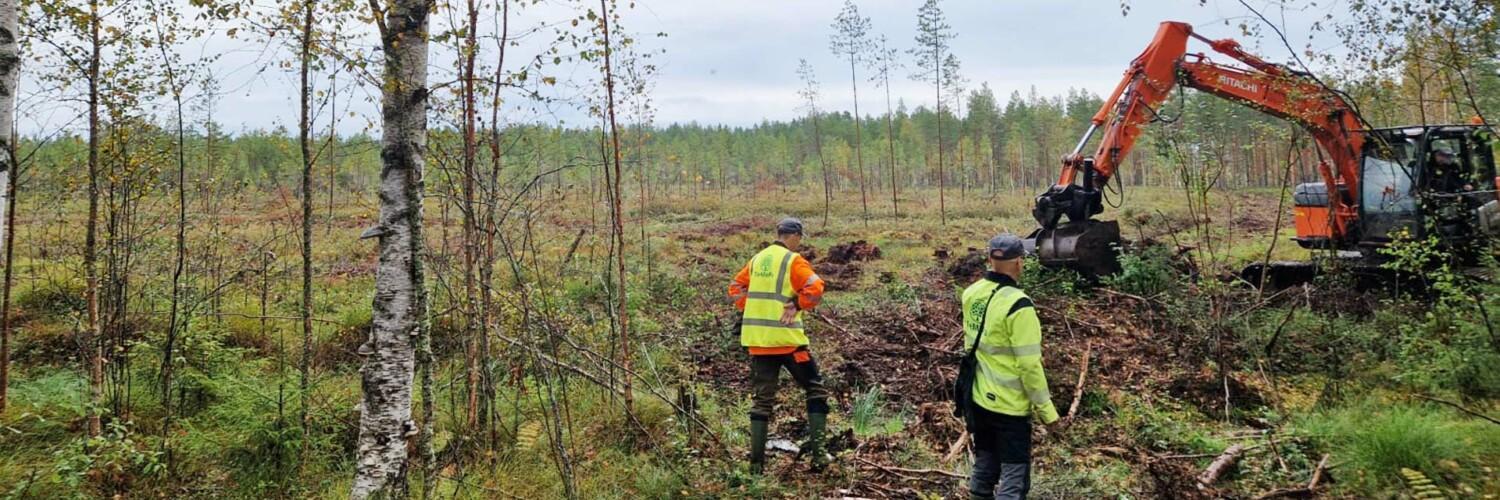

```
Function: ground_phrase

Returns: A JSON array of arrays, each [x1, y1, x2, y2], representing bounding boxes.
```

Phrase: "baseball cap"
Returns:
[[988, 233, 1031, 260], [776, 217, 804, 235]]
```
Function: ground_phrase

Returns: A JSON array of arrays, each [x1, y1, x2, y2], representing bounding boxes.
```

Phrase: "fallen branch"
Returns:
[[1251, 453, 1329, 500], [1308, 453, 1330, 489], [942, 431, 969, 464], [808, 310, 854, 337], [1266, 429, 1290, 473], [854, 456, 967, 480], [1197, 443, 1247, 487], [1096, 287, 1153, 303], [1413, 394, 1500, 426], [1067, 341, 1091, 419]]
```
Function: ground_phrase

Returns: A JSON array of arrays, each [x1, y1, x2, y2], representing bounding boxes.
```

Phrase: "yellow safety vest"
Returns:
[[961, 277, 1060, 423], [740, 244, 809, 348]]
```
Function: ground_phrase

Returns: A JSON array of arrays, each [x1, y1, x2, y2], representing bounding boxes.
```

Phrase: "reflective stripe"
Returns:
[[804, 274, 821, 287], [745, 291, 787, 301], [978, 343, 1042, 357], [980, 365, 1052, 406], [805, 295, 821, 305], [1027, 387, 1053, 407], [979, 366, 1026, 392], [774, 251, 794, 295], [727, 293, 744, 303], [742, 318, 805, 329]]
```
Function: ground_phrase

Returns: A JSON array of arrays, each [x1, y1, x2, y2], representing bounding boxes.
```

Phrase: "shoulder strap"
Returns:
[[965, 285, 1009, 359]]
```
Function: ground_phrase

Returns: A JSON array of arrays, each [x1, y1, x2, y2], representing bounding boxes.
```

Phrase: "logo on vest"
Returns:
[[966, 298, 987, 333], [753, 254, 775, 278]]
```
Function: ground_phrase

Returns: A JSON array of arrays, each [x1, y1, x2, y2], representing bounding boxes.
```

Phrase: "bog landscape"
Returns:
[[0, 0, 1496, 498]]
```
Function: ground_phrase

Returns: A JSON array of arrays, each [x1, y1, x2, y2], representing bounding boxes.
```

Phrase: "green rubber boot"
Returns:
[[749, 419, 768, 475], [805, 412, 828, 471]]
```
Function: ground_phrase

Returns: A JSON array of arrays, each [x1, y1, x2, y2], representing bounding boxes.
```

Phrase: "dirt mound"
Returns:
[[824, 240, 881, 264], [682, 216, 774, 241], [941, 247, 988, 281], [817, 263, 861, 290]]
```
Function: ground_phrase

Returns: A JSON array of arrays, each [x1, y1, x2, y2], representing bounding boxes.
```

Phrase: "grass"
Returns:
[[849, 385, 905, 437], [1295, 398, 1500, 495], [1, 185, 1494, 498]]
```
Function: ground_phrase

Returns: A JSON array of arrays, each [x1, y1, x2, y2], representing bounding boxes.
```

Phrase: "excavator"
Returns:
[[1028, 21, 1500, 285]]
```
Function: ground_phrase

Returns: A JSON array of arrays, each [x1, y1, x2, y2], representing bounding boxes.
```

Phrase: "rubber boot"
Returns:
[[749, 419, 768, 475], [804, 412, 828, 471]]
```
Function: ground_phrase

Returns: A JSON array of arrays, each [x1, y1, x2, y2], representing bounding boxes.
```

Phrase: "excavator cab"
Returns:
[[1342, 125, 1497, 252]]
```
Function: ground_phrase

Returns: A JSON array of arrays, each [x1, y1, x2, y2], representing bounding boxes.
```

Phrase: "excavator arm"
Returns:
[[1031, 21, 1366, 274]]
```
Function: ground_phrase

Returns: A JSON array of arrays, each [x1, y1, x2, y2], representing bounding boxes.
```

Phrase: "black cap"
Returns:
[[777, 217, 804, 235], [988, 233, 1030, 260]]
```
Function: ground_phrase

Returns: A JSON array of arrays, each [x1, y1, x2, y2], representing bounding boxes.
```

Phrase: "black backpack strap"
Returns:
[[965, 285, 1008, 359]]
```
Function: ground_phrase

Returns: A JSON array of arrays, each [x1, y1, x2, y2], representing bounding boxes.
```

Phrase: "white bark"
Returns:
[[0, 0, 19, 256], [351, 0, 430, 498]]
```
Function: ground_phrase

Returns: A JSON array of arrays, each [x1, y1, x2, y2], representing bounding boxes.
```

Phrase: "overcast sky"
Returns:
[[18, 0, 1349, 135]]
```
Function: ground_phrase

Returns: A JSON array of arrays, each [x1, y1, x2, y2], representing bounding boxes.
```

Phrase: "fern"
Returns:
[[516, 421, 542, 451], [1399, 468, 1445, 499]]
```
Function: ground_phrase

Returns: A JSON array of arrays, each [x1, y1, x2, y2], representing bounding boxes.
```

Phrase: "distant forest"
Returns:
[[20, 48, 1499, 212]]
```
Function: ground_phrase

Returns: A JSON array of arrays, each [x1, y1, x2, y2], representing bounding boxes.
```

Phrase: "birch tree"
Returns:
[[352, 0, 431, 496]]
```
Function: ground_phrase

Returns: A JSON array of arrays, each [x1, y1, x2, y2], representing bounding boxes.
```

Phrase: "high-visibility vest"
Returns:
[[961, 278, 1059, 422], [740, 244, 809, 348]]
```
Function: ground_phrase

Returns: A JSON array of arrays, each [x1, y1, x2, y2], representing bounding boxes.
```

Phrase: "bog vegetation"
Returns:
[[0, 0, 1497, 498]]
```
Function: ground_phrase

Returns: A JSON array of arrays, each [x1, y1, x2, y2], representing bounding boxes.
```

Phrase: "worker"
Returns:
[[727, 217, 828, 474], [1433, 148, 1475, 193], [958, 233, 1061, 500]]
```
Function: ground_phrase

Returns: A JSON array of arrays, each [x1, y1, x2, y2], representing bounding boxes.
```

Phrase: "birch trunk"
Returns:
[[0, 0, 14, 255], [352, 0, 430, 497], [0, 0, 17, 413]]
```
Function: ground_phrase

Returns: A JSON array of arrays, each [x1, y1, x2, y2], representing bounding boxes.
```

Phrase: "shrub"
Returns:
[[1102, 244, 1177, 297], [52, 421, 165, 498], [1021, 260, 1089, 298]]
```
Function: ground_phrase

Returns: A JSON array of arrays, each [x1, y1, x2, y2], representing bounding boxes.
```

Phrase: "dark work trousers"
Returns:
[[748, 346, 830, 421], [968, 405, 1032, 499]]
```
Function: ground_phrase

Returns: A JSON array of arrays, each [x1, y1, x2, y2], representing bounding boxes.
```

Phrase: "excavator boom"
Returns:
[[1031, 21, 1367, 275]]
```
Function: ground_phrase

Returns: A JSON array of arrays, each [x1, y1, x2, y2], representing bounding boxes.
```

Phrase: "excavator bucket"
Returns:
[[1027, 220, 1122, 277]]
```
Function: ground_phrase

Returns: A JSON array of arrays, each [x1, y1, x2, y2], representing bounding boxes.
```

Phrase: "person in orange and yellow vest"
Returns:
[[727, 217, 828, 474]]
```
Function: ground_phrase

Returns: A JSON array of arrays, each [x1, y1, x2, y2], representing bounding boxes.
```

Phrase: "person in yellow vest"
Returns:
[[959, 233, 1060, 500], [727, 217, 828, 474]]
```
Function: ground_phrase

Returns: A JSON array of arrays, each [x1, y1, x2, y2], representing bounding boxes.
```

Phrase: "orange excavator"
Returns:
[[1029, 21, 1500, 282]]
